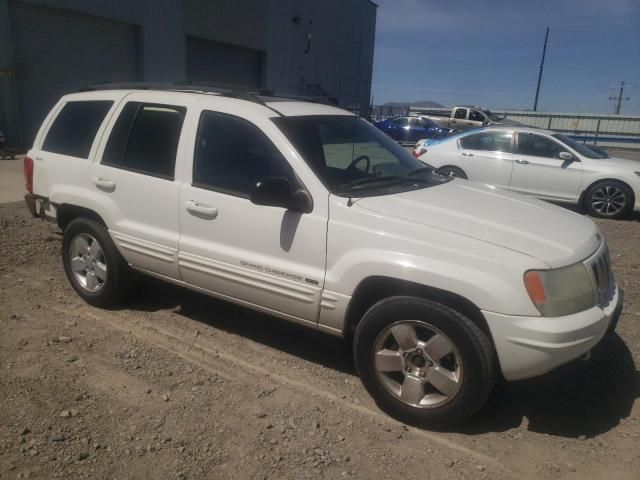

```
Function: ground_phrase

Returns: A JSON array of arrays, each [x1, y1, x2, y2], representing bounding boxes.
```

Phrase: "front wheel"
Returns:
[[585, 180, 634, 219], [438, 166, 468, 179], [354, 297, 496, 427]]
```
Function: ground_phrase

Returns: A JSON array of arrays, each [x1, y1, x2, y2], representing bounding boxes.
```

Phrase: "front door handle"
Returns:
[[515, 159, 530, 165], [93, 177, 116, 192], [186, 200, 218, 219]]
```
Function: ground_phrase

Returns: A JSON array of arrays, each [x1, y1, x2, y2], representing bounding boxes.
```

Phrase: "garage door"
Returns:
[[11, 2, 138, 146], [186, 37, 262, 89]]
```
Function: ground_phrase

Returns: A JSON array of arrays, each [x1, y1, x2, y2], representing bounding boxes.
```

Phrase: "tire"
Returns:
[[354, 296, 496, 427], [438, 165, 468, 179], [62, 217, 136, 307], [585, 180, 634, 219]]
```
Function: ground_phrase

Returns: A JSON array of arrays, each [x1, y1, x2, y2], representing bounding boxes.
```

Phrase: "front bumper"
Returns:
[[483, 287, 623, 381]]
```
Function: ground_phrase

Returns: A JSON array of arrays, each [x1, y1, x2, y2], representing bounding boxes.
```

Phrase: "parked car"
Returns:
[[25, 85, 622, 426], [415, 105, 523, 131], [416, 126, 640, 219], [373, 116, 454, 144]]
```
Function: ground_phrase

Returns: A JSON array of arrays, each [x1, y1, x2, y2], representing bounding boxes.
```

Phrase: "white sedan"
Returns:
[[415, 127, 640, 219]]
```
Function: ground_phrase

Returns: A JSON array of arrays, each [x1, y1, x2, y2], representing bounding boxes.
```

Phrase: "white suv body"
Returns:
[[415, 126, 640, 219], [25, 86, 623, 426]]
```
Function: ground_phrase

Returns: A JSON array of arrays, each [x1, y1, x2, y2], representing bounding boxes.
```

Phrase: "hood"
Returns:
[[355, 181, 601, 268], [489, 119, 524, 126], [594, 155, 640, 170]]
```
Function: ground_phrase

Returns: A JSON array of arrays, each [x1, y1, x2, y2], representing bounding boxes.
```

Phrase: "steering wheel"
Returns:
[[347, 155, 371, 174]]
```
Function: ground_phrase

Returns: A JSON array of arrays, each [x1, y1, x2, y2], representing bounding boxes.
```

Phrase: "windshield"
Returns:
[[273, 115, 451, 197], [484, 109, 502, 122], [552, 134, 609, 159]]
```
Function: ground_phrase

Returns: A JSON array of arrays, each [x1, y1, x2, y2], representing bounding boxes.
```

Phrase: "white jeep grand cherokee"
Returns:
[[24, 84, 623, 426]]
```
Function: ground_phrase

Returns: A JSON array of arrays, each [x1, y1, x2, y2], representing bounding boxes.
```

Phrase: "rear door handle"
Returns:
[[461, 152, 474, 157], [93, 177, 116, 192], [186, 200, 218, 219], [515, 159, 530, 165]]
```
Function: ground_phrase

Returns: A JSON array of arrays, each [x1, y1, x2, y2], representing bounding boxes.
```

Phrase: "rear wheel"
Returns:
[[354, 297, 496, 427], [585, 180, 634, 219], [62, 218, 136, 307], [438, 166, 468, 179]]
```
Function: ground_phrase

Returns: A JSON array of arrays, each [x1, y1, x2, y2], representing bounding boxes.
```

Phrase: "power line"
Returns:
[[533, 27, 549, 112], [609, 81, 633, 114]]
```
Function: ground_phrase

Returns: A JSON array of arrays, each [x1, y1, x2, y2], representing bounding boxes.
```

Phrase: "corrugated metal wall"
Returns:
[[0, 0, 377, 147], [403, 106, 640, 150], [10, 1, 139, 143], [495, 110, 640, 149]]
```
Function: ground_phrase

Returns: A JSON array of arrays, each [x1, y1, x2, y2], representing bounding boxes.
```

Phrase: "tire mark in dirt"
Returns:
[[50, 301, 517, 476]]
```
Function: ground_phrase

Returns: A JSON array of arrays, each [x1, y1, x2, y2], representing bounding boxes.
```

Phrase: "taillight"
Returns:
[[412, 148, 427, 158], [24, 156, 34, 193]]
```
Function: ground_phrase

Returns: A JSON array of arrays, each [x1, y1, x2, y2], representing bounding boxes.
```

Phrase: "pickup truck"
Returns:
[[413, 105, 522, 131], [24, 84, 622, 427]]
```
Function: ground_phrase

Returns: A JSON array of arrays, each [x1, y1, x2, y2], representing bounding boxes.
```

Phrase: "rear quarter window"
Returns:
[[42, 101, 113, 158]]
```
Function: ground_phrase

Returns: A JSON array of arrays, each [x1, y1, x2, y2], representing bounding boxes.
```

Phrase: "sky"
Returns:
[[371, 0, 640, 114]]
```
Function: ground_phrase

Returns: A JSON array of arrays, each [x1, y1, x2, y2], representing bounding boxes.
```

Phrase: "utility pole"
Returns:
[[609, 81, 630, 114], [533, 27, 549, 112]]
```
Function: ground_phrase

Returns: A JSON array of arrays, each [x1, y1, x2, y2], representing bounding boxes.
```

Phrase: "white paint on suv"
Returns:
[[24, 87, 623, 425]]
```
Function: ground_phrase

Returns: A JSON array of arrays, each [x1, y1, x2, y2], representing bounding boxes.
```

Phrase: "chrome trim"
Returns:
[[584, 241, 614, 307]]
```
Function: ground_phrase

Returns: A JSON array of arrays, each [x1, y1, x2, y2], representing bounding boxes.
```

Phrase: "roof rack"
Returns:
[[78, 81, 338, 108]]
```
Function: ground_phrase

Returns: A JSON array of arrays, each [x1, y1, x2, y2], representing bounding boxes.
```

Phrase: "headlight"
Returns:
[[524, 263, 596, 317]]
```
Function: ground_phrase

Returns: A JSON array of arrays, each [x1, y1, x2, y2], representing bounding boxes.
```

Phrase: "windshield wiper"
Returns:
[[341, 176, 408, 189], [340, 175, 435, 191], [407, 166, 434, 176]]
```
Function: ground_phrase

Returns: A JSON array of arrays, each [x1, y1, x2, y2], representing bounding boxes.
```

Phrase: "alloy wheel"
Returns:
[[591, 184, 627, 216], [373, 320, 463, 408], [68, 233, 107, 292]]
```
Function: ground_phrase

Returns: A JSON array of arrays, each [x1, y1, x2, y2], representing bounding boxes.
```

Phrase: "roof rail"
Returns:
[[78, 81, 338, 107], [79, 81, 272, 107]]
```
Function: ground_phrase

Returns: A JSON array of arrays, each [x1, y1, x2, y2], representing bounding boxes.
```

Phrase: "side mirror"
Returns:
[[482, 120, 490, 126], [559, 151, 576, 162], [250, 177, 313, 213]]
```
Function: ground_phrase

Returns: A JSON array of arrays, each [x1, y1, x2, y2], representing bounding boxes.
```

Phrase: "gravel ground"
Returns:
[[0, 201, 639, 480]]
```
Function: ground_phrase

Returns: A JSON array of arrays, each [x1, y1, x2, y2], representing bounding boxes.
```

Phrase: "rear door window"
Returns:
[[391, 117, 409, 126], [102, 102, 186, 179], [460, 132, 513, 152], [42, 101, 113, 158]]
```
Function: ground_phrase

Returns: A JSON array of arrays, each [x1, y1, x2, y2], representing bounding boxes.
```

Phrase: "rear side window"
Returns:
[[391, 117, 409, 126], [193, 111, 293, 197], [102, 102, 186, 179], [460, 132, 513, 153], [42, 101, 113, 158]]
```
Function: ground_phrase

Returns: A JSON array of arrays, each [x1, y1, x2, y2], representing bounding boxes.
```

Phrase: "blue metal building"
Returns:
[[0, 0, 377, 146]]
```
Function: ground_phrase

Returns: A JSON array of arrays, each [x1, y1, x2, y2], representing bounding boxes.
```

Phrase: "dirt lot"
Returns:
[[0, 201, 639, 480]]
